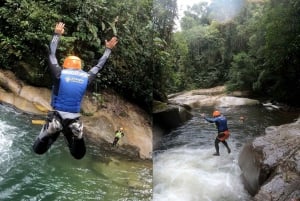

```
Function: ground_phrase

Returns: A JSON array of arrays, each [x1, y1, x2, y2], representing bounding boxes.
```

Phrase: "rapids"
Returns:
[[153, 105, 298, 201]]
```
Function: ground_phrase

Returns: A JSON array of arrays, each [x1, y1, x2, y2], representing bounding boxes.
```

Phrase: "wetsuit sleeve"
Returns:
[[204, 117, 216, 123], [49, 34, 62, 79], [87, 48, 112, 84]]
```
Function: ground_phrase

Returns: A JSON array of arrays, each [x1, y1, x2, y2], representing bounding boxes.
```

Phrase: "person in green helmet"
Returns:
[[112, 127, 125, 147]]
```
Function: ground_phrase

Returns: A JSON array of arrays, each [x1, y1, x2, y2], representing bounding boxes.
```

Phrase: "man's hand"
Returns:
[[105, 37, 118, 49], [54, 22, 65, 35], [200, 113, 206, 118]]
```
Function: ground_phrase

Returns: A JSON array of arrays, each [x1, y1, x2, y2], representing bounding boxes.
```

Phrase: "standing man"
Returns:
[[32, 22, 118, 159], [202, 110, 231, 156]]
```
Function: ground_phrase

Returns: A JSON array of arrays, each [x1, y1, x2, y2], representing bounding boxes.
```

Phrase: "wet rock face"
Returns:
[[153, 104, 192, 131], [238, 143, 263, 196], [239, 119, 300, 201]]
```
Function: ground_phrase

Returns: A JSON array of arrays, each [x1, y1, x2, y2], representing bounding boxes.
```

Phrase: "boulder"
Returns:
[[153, 100, 193, 130], [168, 86, 259, 109], [239, 118, 300, 201], [152, 100, 193, 149], [216, 96, 259, 107]]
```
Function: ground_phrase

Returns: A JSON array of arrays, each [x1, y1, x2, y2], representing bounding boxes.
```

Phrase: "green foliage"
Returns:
[[153, 0, 177, 43], [180, 2, 210, 30], [153, 0, 178, 101], [254, 0, 300, 105], [92, 0, 155, 110], [167, 0, 299, 106], [164, 32, 188, 93], [0, 1, 52, 68], [171, 1, 252, 92], [227, 52, 258, 91], [178, 22, 227, 89]]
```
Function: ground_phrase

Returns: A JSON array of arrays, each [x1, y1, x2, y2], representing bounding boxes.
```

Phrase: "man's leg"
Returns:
[[112, 137, 119, 147], [214, 138, 220, 156], [32, 113, 62, 154], [68, 137, 86, 160], [222, 140, 231, 154], [63, 119, 86, 160]]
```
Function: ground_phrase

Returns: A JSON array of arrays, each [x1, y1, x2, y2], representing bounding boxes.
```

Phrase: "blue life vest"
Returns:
[[51, 69, 89, 113], [214, 116, 228, 132], [205, 115, 228, 132]]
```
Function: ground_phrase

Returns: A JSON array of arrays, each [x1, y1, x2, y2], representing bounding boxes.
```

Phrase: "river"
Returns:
[[1, 103, 298, 201], [153, 105, 299, 201], [0, 104, 152, 201]]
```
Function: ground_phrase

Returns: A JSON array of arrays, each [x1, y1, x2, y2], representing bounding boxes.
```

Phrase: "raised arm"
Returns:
[[49, 22, 65, 78], [201, 114, 216, 123], [88, 37, 118, 83], [204, 117, 216, 123]]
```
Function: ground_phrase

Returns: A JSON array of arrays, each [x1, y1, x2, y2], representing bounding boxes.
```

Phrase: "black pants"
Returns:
[[214, 138, 230, 154], [32, 111, 86, 160], [112, 137, 120, 147]]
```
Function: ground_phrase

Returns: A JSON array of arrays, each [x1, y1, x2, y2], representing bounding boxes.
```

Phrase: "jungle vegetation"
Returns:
[[162, 0, 300, 107]]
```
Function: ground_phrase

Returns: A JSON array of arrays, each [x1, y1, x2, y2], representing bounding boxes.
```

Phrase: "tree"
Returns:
[[180, 2, 210, 30], [153, 0, 178, 101], [255, 0, 300, 105], [227, 52, 258, 91]]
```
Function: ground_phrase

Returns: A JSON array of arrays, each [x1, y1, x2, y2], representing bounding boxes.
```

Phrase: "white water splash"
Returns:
[[153, 146, 249, 201], [0, 121, 21, 176]]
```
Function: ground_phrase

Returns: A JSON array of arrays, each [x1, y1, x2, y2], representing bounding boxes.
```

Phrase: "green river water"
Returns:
[[0, 104, 152, 201], [1, 102, 299, 201]]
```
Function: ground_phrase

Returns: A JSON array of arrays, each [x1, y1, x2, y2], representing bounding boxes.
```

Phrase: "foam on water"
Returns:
[[0, 121, 18, 176], [153, 104, 299, 201], [153, 106, 260, 201], [154, 146, 249, 201]]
